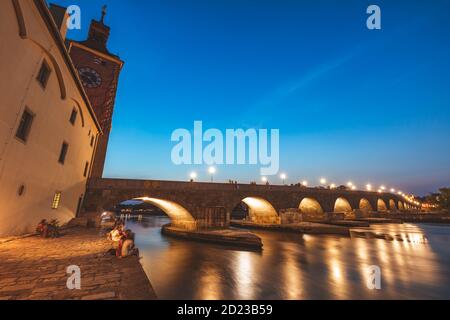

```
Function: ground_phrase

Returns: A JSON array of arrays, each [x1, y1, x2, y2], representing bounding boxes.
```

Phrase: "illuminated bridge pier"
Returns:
[[83, 178, 418, 232]]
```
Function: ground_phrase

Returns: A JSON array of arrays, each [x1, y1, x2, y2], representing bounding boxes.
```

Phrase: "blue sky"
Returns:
[[57, 0, 450, 195]]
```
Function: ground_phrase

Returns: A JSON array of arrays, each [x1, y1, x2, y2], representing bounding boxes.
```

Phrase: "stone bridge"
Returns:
[[83, 178, 418, 230]]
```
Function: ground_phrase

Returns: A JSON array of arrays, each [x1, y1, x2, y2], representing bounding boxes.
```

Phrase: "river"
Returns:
[[125, 216, 450, 300]]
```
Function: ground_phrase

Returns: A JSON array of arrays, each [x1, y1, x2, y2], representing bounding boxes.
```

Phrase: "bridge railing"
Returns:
[[87, 177, 402, 199]]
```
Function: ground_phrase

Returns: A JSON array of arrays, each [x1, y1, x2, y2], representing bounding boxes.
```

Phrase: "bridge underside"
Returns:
[[135, 197, 197, 230], [83, 178, 419, 230], [241, 197, 280, 224]]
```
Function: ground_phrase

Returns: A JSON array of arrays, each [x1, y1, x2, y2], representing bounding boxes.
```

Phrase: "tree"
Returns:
[[423, 193, 439, 206], [437, 188, 450, 211]]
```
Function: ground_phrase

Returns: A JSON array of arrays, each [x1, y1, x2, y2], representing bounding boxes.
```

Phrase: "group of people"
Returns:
[[36, 219, 60, 238], [107, 219, 139, 258]]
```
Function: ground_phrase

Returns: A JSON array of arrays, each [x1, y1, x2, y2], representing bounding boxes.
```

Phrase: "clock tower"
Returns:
[[67, 6, 124, 178]]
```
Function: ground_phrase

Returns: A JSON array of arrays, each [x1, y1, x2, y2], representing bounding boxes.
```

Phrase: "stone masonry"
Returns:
[[0, 227, 157, 300], [83, 178, 415, 229]]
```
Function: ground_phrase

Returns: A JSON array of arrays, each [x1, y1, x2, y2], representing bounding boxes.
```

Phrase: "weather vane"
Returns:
[[100, 5, 107, 23]]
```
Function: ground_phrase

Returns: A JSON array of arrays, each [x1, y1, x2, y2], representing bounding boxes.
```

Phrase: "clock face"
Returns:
[[78, 67, 102, 88]]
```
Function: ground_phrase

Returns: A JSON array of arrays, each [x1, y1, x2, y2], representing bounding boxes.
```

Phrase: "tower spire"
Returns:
[[100, 5, 107, 24]]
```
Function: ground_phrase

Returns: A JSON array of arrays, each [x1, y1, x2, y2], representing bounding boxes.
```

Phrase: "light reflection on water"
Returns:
[[127, 217, 450, 300]]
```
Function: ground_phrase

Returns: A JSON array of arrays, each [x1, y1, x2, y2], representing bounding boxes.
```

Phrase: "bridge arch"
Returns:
[[398, 201, 404, 210], [238, 197, 279, 224], [359, 198, 373, 214], [377, 198, 388, 212], [334, 197, 352, 214], [389, 199, 397, 211], [299, 197, 324, 217], [135, 197, 196, 230]]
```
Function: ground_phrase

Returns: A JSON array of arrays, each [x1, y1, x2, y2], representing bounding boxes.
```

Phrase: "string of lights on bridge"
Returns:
[[188, 166, 423, 207]]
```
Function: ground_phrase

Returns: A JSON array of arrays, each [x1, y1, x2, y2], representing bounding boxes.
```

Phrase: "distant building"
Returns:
[[0, 0, 122, 236]]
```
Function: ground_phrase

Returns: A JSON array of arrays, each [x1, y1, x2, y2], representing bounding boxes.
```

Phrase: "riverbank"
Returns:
[[0, 227, 157, 300]]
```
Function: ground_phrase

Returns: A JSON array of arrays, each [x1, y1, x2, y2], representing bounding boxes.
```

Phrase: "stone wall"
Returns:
[[279, 208, 302, 224], [192, 207, 229, 229]]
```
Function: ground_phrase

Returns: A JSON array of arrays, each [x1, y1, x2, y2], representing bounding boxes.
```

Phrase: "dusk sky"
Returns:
[[56, 0, 450, 195]]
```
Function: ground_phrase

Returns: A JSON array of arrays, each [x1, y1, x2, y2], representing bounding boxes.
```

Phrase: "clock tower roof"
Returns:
[[73, 5, 120, 59]]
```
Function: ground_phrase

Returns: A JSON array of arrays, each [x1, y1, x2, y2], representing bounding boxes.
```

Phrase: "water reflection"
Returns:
[[128, 217, 450, 300], [233, 251, 255, 299], [280, 242, 304, 299]]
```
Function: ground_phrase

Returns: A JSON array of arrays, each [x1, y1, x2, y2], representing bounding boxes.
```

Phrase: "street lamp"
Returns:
[[351, 185, 356, 190], [366, 184, 372, 191], [347, 181, 353, 187], [189, 172, 197, 181], [208, 166, 216, 182], [261, 176, 268, 184], [301, 180, 308, 187], [280, 173, 287, 185], [380, 185, 386, 191], [320, 178, 327, 185], [330, 183, 336, 189], [390, 188, 395, 193]]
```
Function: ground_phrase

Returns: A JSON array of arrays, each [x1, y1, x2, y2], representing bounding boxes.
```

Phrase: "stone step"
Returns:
[[354, 217, 403, 224], [230, 220, 350, 236], [318, 220, 370, 228]]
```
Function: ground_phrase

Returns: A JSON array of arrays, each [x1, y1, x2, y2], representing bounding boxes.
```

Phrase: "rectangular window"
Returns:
[[15, 108, 34, 142], [69, 108, 78, 125], [58, 142, 69, 164], [90, 136, 95, 147], [51, 192, 61, 209], [36, 60, 51, 88], [83, 161, 89, 177]]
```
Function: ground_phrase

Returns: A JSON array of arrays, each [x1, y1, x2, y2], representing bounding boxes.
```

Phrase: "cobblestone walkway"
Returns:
[[0, 227, 157, 300]]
